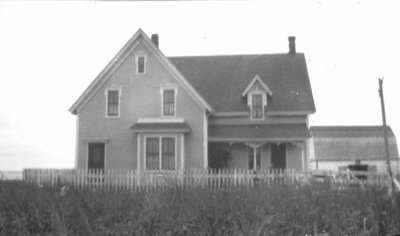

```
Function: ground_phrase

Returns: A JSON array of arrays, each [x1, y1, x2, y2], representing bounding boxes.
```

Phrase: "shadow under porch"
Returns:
[[207, 124, 311, 172]]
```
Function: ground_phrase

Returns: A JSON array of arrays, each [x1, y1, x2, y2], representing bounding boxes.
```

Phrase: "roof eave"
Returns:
[[69, 29, 146, 115], [69, 107, 77, 115], [267, 110, 315, 116]]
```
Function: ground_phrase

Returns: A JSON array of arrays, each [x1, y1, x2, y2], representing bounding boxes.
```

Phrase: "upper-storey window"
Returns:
[[107, 89, 120, 117], [242, 75, 272, 121], [163, 89, 175, 116], [251, 94, 263, 119], [137, 56, 146, 74]]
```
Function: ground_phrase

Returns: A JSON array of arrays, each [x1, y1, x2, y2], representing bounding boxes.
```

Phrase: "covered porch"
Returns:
[[208, 124, 311, 172]]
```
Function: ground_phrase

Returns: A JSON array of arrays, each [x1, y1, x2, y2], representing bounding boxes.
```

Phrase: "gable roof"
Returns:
[[169, 53, 316, 114], [311, 126, 399, 161], [242, 74, 273, 97], [69, 29, 212, 115]]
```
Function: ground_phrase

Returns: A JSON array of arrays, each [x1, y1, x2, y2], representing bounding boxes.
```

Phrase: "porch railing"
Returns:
[[22, 168, 398, 192]]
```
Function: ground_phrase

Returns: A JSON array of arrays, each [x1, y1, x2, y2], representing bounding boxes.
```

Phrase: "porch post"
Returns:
[[246, 142, 265, 169], [137, 134, 141, 173], [301, 141, 305, 172], [253, 147, 256, 170], [181, 134, 185, 174], [136, 133, 141, 187]]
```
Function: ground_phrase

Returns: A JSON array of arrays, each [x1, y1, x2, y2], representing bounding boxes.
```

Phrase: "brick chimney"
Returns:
[[288, 36, 296, 54], [151, 34, 159, 48]]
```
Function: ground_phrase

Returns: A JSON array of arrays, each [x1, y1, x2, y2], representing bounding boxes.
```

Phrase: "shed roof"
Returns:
[[169, 53, 315, 114], [311, 126, 399, 161], [209, 124, 310, 142], [130, 122, 191, 133]]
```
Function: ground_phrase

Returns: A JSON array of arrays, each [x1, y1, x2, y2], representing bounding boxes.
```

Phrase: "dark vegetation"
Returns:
[[0, 180, 399, 235]]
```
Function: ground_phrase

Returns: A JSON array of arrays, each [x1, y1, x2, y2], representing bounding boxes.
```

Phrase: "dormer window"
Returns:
[[251, 94, 263, 119], [137, 56, 146, 74], [242, 75, 273, 121]]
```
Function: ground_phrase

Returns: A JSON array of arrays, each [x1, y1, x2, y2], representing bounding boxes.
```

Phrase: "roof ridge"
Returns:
[[168, 53, 305, 59]]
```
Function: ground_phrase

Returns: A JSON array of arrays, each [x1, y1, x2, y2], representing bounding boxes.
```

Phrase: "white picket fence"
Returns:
[[22, 168, 397, 191]]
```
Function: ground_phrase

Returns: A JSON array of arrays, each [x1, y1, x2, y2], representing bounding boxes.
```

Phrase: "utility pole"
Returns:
[[378, 78, 395, 193]]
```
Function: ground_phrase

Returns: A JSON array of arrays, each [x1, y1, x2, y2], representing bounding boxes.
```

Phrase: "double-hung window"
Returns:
[[146, 137, 175, 171], [107, 90, 119, 117], [163, 89, 175, 116], [251, 94, 263, 119], [161, 138, 175, 170], [146, 138, 160, 170]]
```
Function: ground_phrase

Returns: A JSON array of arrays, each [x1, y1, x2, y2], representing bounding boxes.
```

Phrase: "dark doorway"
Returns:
[[208, 142, 231, 169], [271, 143, 286, 170], [88, 143, 105, 171]]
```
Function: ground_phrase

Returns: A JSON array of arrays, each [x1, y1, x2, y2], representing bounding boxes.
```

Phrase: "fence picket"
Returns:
[[21, 168, 396, 192]]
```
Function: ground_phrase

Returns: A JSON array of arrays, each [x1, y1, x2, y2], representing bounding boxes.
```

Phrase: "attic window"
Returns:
[[137, 56, 146, 74]]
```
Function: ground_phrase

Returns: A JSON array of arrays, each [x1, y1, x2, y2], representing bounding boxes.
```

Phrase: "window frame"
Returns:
[[135, 55, 147, 75], [161, 87, 177, 117], [250, 92, 265, 120], [145, 137, 159, 171], [161, 137, 176, 170], [105, 88, 121, 118], [87, 142, 107, 171], [144, 135, 177, 171]]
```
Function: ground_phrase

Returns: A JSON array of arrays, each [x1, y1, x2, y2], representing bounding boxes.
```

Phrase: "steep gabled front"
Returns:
[[71, 29, 210, 172], [69, 28, 212, 115]]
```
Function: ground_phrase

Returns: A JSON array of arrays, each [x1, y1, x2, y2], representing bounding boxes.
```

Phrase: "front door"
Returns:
[[271, 143, 286, 170], [88, 143, 105, 171]]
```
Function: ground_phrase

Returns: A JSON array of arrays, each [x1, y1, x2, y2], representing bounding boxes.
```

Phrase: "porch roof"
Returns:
[[130, 122, 191, 133], [209, 124, 310, 142]]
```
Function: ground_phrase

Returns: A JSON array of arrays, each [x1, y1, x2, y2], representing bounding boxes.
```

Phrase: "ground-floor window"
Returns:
[[146, 136, 176, 170], [88, 143, 105, 171], [248, 146, 261, 170]]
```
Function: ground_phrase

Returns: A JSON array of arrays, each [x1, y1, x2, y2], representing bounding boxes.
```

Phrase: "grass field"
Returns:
[[0, 181, 399, 235]]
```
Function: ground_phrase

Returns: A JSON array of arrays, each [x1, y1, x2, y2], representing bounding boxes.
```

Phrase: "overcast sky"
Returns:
[[1, 1, 399, 170]]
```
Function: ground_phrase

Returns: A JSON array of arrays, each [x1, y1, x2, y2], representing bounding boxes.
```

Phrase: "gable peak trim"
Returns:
[[242, 74, 273, 97]]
